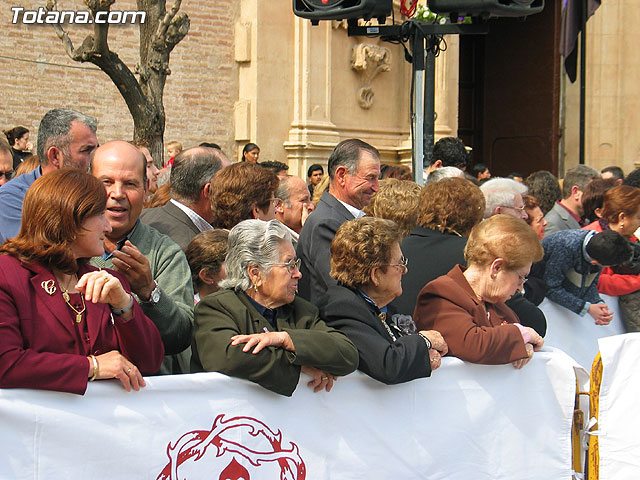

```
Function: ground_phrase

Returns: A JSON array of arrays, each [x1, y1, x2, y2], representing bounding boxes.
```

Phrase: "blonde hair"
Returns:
[[312, 174, 330, 205], [364, 179, 421, 237], [464, 214, 543, 269], [166, 141, 183, 152]]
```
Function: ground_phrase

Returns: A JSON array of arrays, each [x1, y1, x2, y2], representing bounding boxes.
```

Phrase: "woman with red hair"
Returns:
[[582, 185, 640, 296], [0, 169, 164, 394]]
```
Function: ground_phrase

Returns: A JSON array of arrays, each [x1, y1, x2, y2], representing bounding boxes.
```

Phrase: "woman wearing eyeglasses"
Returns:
[[317, 217, 448, 384], [414, 215, 545, 368], [192, 219, 358, 396]]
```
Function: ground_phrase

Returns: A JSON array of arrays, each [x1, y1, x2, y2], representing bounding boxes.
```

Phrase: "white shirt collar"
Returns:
[[337, 198, 366, 219]]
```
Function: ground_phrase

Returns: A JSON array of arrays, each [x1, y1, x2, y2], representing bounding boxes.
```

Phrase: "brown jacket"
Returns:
[[414, 265, 528, 365]]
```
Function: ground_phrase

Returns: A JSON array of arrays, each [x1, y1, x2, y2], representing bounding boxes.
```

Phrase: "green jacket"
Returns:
[[192, 289, 358, 396], [91, 221, 194, 374]]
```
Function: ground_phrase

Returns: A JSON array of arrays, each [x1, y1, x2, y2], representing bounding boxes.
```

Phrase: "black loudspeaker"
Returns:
[[427, 0, 544, 18], [293, 0, 392, 22]]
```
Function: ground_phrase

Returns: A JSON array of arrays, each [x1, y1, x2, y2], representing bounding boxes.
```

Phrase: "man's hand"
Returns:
[[110, 240, 155, 300]]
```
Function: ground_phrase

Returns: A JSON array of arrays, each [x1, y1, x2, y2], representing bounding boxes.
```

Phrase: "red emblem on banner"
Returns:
[[156, 414, 306, 480]]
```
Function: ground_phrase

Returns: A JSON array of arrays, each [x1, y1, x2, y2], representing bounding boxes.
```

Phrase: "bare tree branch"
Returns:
[[156, 0, 182, 40], [46, 0, 80, 60]]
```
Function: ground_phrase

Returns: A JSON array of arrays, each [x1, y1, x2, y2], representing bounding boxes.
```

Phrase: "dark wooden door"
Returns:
[[458, 0, 562, 177]]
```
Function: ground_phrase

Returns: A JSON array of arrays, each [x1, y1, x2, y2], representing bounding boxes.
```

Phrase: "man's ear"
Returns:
[[202, 182, 212, 200], [46, 146, 63, 169], [433, 160, 443, 169], [571, 185, 581, 200], [334, 165, 348, 188]]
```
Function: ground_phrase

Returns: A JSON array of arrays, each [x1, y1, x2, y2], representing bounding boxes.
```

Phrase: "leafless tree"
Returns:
[[45, 0, 189, 163]]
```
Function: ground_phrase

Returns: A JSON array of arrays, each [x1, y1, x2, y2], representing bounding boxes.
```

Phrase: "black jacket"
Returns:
[[296, 191, 354, 304], [392, 226, 467, 316], [318, 284, 432, 385]]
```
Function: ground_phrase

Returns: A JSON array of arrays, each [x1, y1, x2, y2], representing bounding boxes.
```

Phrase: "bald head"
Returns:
[[91, 141, 147, 186], [90, 141, 148, 240]]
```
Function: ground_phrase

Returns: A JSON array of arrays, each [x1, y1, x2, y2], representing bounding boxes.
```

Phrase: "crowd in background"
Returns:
[[0, 108, 638, 398]]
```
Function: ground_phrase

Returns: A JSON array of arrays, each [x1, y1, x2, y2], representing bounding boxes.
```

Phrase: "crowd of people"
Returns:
[[0, 107, 637, 398]]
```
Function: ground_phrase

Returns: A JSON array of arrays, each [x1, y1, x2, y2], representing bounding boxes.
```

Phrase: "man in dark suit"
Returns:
[[296, 138, 380, 304], [140, 146, 230, 250]]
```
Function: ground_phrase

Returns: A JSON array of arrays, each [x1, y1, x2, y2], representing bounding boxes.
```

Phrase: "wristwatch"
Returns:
[[142, 281, 161, 304]]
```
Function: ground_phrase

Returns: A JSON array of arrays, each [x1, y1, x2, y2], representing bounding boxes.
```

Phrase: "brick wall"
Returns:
[[0, 0, 238, 163]]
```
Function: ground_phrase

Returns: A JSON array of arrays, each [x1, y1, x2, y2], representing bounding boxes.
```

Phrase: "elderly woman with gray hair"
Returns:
[[191, 219, 358, 396]]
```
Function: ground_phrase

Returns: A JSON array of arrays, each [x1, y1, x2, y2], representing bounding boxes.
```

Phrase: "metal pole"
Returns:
[[412, 29, 425, 185], [579, 0, 587, 165], [424, 36, 436, 176]]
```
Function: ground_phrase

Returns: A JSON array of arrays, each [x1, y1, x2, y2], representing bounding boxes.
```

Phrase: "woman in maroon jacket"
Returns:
[[414, 215, 544, 368], [0, 169, 164, 394]]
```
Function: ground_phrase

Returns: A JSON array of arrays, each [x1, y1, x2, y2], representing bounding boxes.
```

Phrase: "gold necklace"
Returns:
[[59, 274, 86, 324]]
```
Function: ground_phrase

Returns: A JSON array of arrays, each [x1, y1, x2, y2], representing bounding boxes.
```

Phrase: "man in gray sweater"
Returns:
[[90, 141, 194, 375]]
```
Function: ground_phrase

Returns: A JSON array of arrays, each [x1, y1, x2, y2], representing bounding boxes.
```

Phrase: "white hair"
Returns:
[[427, 166, 464, 184], [219, 219, 292, 291], [480, 177, 528, 218]]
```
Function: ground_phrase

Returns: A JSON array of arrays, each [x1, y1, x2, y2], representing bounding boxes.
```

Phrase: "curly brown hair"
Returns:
[[363, 178, 421, 237], [416, 176, 485, 237], [210, 162, 279, 229], [330, 217, 401, 289], [0, 169, 107, 273]]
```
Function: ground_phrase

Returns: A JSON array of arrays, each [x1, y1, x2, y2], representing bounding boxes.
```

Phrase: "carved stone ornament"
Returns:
[[351, 43, 391, 109]]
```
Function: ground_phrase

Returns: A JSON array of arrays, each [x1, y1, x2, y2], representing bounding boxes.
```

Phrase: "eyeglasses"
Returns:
[[498, 204, 525, 213], [0, 171, 14, 180], [273, 257, 302, 273], [516, 271, 528, 285], [386, 255, 408, 273], [270, 198, 284, 209]]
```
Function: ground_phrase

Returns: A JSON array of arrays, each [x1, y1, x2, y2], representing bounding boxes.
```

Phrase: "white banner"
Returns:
[[540, 294, 624, 369], [0, 350, 584, 480], [596, 333, 640, 480]]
